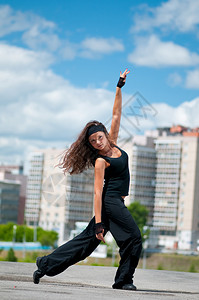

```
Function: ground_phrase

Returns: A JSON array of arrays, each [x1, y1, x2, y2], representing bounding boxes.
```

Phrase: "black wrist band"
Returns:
[[95, 222, 104, 235], [117, 77, 125, 88]]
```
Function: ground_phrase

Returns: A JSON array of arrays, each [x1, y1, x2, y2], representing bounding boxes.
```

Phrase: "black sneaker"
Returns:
[[33, 257, 44, 284], [33, 269, 43, 284], [122, 283, 137, 290]]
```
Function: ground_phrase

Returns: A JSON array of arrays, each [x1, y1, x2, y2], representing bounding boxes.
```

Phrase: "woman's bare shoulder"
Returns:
[[95, 157, 106, 166], [95, 157, 110, 170]]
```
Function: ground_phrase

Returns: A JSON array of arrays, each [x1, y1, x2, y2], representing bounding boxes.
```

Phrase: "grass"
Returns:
[[0, 250, 199, 273], [139, 253, 199, 272]]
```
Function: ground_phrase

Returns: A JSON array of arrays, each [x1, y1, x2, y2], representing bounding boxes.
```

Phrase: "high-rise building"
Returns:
[[126, 136, 156, 226], [153, 139, 181, 248], [125, 127, 199, 251], [153, 135, 199, 250], [25, 152, 44, 227], [177, 136, 199, 250], [65, 169, 95, 233], [25, 149, 94, 244], [0, 166, 27, 224], [0, 179, 20, 224]]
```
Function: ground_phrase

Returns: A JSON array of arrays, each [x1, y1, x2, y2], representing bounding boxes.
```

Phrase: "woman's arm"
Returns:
[[109, 69, 130, 144], [94, 158, 106, 243]]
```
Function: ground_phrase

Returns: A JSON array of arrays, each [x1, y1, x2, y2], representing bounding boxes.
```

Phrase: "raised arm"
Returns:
[[109, 69, 130, 144]]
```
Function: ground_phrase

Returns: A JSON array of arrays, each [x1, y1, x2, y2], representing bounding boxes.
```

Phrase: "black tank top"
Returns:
[[98, 145, 130, 197]]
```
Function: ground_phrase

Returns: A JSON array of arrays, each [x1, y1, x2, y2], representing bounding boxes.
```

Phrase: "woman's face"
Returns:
[[88, 131, 108, 150]]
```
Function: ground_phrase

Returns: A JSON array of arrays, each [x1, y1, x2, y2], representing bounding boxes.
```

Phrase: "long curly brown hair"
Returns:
[[58, 120, 115, 175]]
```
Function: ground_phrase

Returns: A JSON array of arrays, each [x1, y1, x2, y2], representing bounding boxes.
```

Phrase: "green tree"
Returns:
[[0, 223, 34, 242], [127, 201, 150, 242], [15, 225, 34, 242], [6, 248, 18, 262], [37, 227, 58, 247], [15, 225, 25, 242], [0, 222, 15, 241], [25, 226, 35, 242], [0, 223, 58, 246]]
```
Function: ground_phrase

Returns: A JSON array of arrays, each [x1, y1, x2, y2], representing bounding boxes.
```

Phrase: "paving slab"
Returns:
[[0, 261, 199, 299]]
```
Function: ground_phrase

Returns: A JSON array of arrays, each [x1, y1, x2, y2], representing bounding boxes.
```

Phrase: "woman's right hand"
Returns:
[[117, 68, 130, 88], [120, 68, 130, 81]]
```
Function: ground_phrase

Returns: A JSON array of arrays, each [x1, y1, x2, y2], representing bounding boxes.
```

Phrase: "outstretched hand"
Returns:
[[120, 68, 130, 83]]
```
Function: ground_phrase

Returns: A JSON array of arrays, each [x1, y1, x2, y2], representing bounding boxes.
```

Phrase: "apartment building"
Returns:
[[25, 151, 44, 227], [177, 136, 199, 250], [0, 165, 27, 224], [25, 149, 94, 245], [127, 136, 156, 225], [126, 126, 199, 251], [0, 179, 20, 224], [153, 139, 181, 248], [153, 135, 199, 250]]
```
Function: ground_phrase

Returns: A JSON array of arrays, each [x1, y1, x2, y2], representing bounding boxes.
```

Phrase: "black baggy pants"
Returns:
[[37, 195, 142, 288]]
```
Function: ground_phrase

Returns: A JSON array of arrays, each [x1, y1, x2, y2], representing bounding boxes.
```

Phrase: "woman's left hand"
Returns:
[[96, 229, 105, 243]]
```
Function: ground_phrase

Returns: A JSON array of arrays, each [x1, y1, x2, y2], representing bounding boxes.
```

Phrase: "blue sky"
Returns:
[[0, 0, 199, 164]]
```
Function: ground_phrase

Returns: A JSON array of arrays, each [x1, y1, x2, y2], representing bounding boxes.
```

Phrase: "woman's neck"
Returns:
[[99, 145, 113, 156]]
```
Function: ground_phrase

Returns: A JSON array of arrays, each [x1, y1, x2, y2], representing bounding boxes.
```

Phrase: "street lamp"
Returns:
[[34, 219, 37, 242], [13, 225, 17, 243], [142, 226, 149, 269]]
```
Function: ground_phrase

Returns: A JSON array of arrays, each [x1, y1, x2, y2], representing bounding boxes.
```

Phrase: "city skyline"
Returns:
[[1, 0, 199, 164], [23, 128, 199, 250]]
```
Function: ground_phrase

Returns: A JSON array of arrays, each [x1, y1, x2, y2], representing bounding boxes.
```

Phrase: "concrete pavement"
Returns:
[[0, 261, 199, 299]]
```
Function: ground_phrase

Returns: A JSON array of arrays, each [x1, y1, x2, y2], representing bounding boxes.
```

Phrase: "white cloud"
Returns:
[[167, 72, 182, 87], [22, 26, 61, 51], [60, 41, 78, 60], [0, 5, 124, 60], [81, 37, 124, 55], [0, 43, 115, 164], [128, 35, 199, 67], [1, 40, 199, 165], [0, 136, 66, 166], [0, 5, 62, 53], [153, 98, 199, 127], [80, 37, 124, 59], [0, 4, 57, 44], [132, 0, 199, 33], [185, 69, 199, 89], [120, 97, 199, 135], [0, 43, 53, 71], [0, 5, 29, 36], [60, 37, 124, 60]]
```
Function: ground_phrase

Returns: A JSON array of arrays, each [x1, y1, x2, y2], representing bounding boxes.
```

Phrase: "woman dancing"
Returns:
[[33, 69, 142, 290]]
